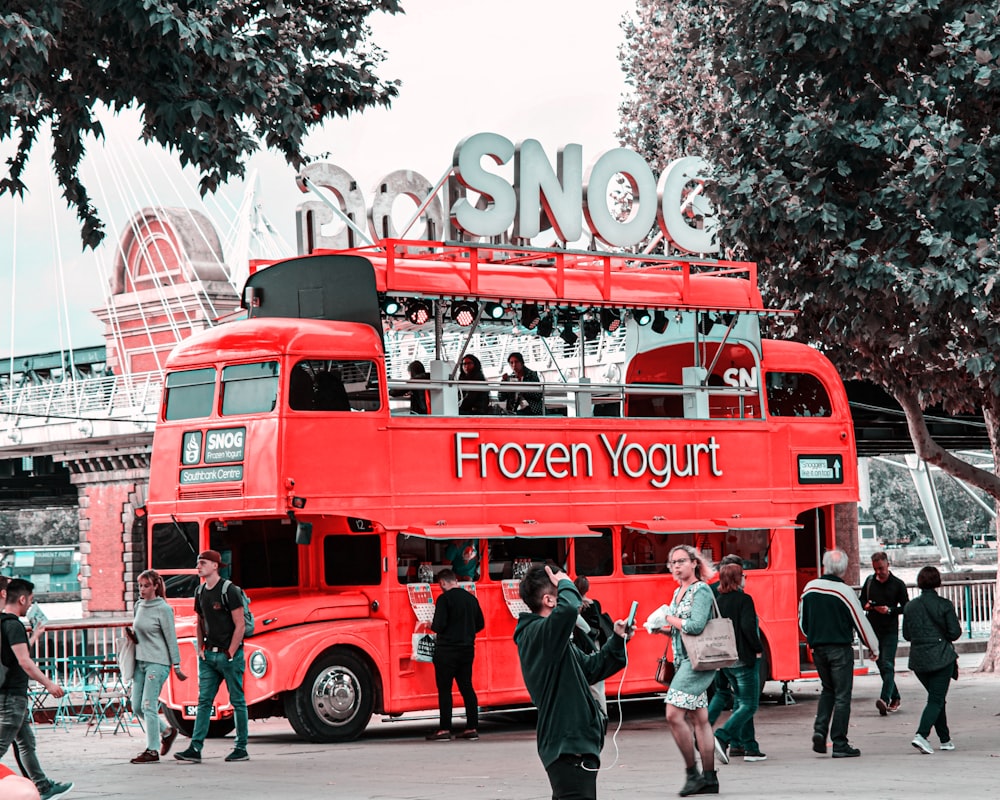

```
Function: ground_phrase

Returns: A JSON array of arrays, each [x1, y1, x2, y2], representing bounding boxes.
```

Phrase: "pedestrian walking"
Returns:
[[902, 565, 961, 754], [860, 551, 908, 715], [660, 545, 720, 796]]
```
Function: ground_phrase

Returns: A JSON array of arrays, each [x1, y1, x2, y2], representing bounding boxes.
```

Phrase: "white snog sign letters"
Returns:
[[296, 133, 718, 255]]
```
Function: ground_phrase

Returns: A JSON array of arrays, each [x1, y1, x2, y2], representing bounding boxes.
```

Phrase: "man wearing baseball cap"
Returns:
[[174, 550, 249, 763]]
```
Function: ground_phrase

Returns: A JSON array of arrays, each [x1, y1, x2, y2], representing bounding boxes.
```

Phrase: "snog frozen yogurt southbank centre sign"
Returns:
[[296, 132, 718, 254]]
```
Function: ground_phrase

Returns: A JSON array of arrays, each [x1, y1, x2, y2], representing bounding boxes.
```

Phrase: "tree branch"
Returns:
[[896, 387, 1000, 501]]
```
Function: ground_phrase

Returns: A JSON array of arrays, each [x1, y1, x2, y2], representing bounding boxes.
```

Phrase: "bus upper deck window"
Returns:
[[289, 359, 382, 412], [221, 361, 279, 415], [164, 368, 216, 420], [765, 372, 832, 417]]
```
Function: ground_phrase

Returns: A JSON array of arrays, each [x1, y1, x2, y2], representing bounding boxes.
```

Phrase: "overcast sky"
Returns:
[[0, 0, 634, 361]]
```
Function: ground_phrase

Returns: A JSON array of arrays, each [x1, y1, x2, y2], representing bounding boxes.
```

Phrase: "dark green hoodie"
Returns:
[[513, 579, 626, 768]]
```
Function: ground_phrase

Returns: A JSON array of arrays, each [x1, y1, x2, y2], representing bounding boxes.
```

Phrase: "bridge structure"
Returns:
[[1, 203, 995, 616]]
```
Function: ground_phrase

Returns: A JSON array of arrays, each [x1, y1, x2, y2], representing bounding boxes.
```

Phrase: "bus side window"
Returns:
[[766, 372, 832, 417]]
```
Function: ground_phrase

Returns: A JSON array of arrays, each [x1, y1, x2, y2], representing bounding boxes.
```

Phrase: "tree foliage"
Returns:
[[620, 0, 1000, 491], [0, 0, 403, 248], [619, 0, 1000, 666]]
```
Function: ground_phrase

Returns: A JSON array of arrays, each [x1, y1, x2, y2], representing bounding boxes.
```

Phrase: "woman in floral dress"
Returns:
[[660, 545, 720, 796]]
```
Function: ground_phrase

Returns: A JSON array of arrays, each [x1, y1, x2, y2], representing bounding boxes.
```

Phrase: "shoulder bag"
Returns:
[[116, 633, 136, 682], [680, 593, 739, 671], [654, 639, 675, 685]]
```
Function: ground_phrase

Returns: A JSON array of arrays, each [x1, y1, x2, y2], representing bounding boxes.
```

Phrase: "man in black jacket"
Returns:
[[427, 569, 485, 741], [514, 565, 629, 800], [860, 551, 909, 715]]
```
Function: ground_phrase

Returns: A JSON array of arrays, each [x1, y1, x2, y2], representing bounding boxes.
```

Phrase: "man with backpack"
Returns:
[[174, 550, 249, 764]]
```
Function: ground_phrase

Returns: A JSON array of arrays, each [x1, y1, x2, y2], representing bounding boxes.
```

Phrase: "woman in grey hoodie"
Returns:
[[128, 569, 187, 763]]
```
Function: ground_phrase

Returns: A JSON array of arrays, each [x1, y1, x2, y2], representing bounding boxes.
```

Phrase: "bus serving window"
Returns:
[[325, 534, 381, 585], [289, 359, 382, 412], [164, 368, 216, 420], [221, 361, 279, 416], [719, 529, 771, 571], [574, 529, 614, 576], [486, 538, 569, 580], [395, 536, 481, 584], [765, 372, 832, 417]]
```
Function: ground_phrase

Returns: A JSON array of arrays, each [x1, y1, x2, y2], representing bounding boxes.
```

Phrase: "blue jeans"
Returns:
[[914, 664, 953, 742], [0, 692, 53, 793], [132, 660, 170, 752], [874, 629, 900, 704], [811, 644, 855, 749], [190, 647, 248, 751], [710, 661, 760, 751]]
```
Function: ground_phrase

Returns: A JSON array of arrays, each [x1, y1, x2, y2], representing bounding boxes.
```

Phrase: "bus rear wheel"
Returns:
[[162, 707, 236, 739], [284, 649, 375, 742]]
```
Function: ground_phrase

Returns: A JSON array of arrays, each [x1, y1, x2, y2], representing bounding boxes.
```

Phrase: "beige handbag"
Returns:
[[680, 595, 739, 671]]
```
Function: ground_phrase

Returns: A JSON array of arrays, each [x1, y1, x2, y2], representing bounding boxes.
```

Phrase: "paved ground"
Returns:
[[15, 652, 999, 799]]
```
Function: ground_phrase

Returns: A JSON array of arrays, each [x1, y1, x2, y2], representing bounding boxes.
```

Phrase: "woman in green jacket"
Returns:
[[902, 566, 961, 754]]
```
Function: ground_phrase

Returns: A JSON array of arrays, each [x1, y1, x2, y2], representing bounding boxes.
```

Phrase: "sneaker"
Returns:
[[174, 747, 202, 763], [459, 729, 479, 741], [425, 730, 452, 741], [812, 733, 826, 754], [224, 748, 250, 762], [728, 746, 746, 758], [743, 751, 768, 762], [832, 745, 861, 758], [130, 749, 160, 764], [875, 698, 888, 716], [939, 740, 955, 751], [713, 735, 730, 765], [911, 734, 933, 755], [40, 782, 74, 800], [888, 699, 901, 713], [160, 726, 179, 756]]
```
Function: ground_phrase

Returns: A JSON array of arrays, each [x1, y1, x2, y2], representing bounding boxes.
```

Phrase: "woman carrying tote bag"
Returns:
[[128, 569, 188, 764], [658, 545, 720, 796], [902, 565, 961, 754]]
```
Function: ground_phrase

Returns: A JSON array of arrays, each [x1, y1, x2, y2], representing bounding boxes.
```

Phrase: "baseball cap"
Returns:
[[196, 550, 222, 565]]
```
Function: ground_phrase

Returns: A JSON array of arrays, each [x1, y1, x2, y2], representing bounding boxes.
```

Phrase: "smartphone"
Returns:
[[625, 600, 639, 628]]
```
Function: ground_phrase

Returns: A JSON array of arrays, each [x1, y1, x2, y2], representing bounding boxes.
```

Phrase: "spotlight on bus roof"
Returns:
[[380, 296, 402, 316], [600, 308, 622, 332], [651, 310, 669, 334], [451, 300, 478, 327], [631, 308, 652, 326], [483, 302, 506, 320], [560, 323, 578, 346], [520, 304, 541, 329], [536, 314, 555, 338], [406, 299, 433, 325]]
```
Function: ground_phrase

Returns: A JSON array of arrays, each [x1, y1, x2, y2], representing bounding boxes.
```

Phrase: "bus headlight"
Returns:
[[248, 649, 268, 678]]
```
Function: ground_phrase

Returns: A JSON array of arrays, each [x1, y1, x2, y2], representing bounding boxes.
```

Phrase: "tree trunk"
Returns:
[[976, 405, 1000, 673]]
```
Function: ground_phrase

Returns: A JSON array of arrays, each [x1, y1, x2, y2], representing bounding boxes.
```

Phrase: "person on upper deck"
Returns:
[[458, 354, 491, 415], [500, 352, 543, 415], [390, 360, 430, 415]]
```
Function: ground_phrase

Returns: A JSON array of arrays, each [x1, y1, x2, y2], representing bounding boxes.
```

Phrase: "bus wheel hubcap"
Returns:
[[312, 667, 360, 725]]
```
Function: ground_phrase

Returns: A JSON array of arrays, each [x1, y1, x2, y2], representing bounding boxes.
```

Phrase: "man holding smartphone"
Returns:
[[514, 565, 631, 800], [860, 551, 909, 715]]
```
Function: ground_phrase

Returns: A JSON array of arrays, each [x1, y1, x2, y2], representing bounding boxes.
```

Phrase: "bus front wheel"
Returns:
[[284, 649, 375, 742]]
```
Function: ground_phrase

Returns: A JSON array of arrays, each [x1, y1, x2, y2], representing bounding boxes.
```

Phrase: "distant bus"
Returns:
[[144, 241, 858, 742]]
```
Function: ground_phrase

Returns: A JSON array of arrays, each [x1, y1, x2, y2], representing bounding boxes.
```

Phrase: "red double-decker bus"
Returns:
[[145, 240, 857, 742]]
